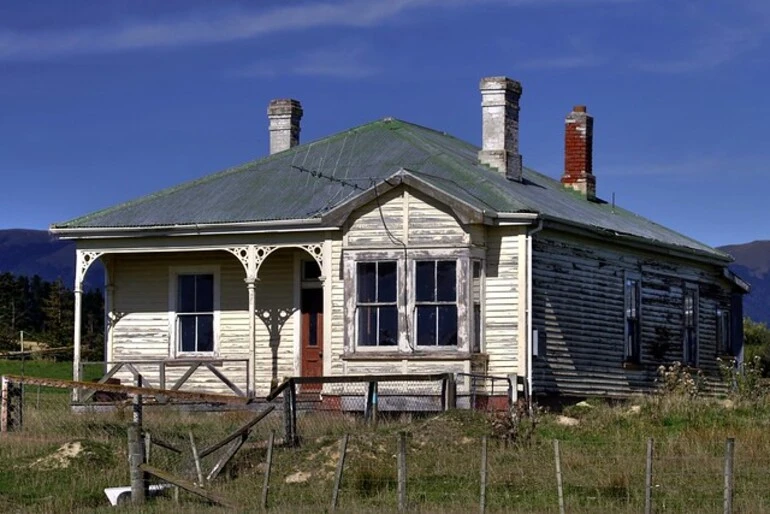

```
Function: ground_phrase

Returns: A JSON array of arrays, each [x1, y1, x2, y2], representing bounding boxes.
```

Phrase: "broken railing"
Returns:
[[77, 358, 250, 403]]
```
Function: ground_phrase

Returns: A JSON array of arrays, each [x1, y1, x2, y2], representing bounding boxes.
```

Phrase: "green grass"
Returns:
[[4, 381, 770, 513], [0, 359, 103, 382]]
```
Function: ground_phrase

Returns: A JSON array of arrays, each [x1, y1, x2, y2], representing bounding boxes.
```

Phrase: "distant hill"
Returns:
[[0, 229, 103, 290], [719, 240, 770, 325]]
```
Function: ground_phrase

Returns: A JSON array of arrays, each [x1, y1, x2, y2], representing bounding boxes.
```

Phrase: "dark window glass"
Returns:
[[416, 306, 436, 346], [358, 307, 377, 347], [625, 278, 641, 362], [415, 261, 434, 302], [378, 261, 397, 302], [196, 275, 214, 312], [436, 261, 456, 302], [303, 261, 322, 280], [379, 306, 398, 346], [197, 315, 214, 352], [438, 306, 457, 346], [178, 275, 196, 313], [357, 263, 376, 303], [180, 316, 197, 352]]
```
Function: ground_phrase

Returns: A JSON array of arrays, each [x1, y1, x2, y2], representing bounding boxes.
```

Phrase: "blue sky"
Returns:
[[1, 0, 768, 247]]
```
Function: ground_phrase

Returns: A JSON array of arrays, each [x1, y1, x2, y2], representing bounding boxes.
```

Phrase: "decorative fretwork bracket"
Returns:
[[226, 244, 324, 280], [75, 250, 104, 292]]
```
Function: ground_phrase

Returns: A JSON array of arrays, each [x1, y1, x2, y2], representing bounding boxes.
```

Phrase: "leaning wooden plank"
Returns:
[[206, 434, 247, 483], [199, 406, 275, 459], [170, 363, 202, 391], [151, 437, 183, 454], [139, 464, 239, 509], [3, 375, 250, 405], [203, 363, 244, 397]]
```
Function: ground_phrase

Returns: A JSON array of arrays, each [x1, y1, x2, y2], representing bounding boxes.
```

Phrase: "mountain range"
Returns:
[[0, 229, 766, 323]]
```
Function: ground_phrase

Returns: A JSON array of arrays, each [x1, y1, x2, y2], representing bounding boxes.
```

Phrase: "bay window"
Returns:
[[356, 261, 398, 346], [415, 260, 458, 347]]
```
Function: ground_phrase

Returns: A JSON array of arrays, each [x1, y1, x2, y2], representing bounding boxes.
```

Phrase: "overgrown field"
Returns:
[[3, 362, 770, 513]]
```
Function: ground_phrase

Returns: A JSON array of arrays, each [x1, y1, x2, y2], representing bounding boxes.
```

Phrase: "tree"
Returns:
[[744, 317, 770, 376], [41, 278, 74, 347]]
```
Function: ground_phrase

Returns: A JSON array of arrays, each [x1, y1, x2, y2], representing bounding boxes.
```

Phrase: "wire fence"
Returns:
[[3, 373, 770, 512]]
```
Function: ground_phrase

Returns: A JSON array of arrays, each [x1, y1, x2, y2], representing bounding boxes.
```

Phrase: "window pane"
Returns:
[[416, 306, 436, 346], [436, 261, 456, 302], [358, 307, 377, 346], [178, 275, 196, 313], [473, 303, 481, 353], [379, 306, 398, 346], [179, 316, 196, 352], [197, 315, 214, 352], [357, 263, 376, 303], [416, 262, 435, 302], [378, 262, 397, 303], [196, 275, 214, 312], [437, 305, 457, 346]]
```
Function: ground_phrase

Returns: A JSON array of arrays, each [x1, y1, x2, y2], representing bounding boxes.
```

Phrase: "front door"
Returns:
[[301, 288, 324, 389]]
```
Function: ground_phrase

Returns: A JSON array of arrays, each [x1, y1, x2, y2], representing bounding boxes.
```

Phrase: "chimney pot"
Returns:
[[478, 76, 523, 181], [267, 98, 303, 155], [561, 105, 596, 200]]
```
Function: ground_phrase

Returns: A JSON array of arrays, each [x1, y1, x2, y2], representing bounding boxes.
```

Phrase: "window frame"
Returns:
[[169, 265, 220, 358], [414, 259, 459, 348], [624, 272, 642, 364], [683, 283, 699, 367], [354, 260, 400, 349], [716, 307, 732, 357]]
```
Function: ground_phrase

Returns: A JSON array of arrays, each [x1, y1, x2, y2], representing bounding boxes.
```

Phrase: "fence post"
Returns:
[[330, 434, 349, 512], [283, 380, 298, 446], [397, 431, 408, 512], [261, 431, 275, 510], [724, 437, 735, 514], [444, 374, 457, 410], [132, 374, 143, 427], [128, 423, 146, 504], [189, 430, 204, 485], [645, 437, 654, 514], [480, 436, 488, 514], [554, 439, 565, 514], [365, 382, 378, 425], [1, 376, 8, 433]]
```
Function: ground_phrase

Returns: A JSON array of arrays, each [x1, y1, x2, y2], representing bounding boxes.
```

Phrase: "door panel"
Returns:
[[301, 288, 324, 390]]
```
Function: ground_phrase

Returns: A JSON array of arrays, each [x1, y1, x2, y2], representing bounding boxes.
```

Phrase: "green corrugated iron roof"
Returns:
[[52, 117, 729, 261]]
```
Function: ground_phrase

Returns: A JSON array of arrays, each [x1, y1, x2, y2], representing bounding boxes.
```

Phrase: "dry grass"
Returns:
[[4, 389, 770, 513]]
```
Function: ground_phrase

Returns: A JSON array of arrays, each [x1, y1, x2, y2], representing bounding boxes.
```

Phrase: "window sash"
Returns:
[[177, 273, 215, 354], [717, 309, 732, 355], [415, 260, 457, 347], [683, 288, 698, 366], [356, 261, 398, 347], [624, 278, 641, 362]]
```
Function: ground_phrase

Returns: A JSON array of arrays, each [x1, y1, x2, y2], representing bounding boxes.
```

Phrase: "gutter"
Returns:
[[525, 218, 544, 402], [49, 217, 329, 240]]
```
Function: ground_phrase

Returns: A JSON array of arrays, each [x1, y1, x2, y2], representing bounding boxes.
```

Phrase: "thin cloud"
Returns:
[[0, 0, 640, 61], [519, 54, 604, 70], [234, 46, 380, 79]]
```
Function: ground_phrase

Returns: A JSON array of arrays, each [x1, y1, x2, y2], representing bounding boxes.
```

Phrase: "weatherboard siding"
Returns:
[[109, 251, 254, 395], [484, 227, 524, 377], [531, 230, 732, 397]]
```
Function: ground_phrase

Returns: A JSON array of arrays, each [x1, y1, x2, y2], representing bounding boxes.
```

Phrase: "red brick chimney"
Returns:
[[561, 105, 596, 200]]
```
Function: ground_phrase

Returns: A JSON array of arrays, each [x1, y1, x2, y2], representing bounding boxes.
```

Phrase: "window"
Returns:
[[624, 276, 641, 363], [472, 260, 482, 353], [415, 260, 458, 346], [717, 308, 732, 356], [177, 274, 214, 353], [357, 261, 398, 346], [683, 286, 699, 366]]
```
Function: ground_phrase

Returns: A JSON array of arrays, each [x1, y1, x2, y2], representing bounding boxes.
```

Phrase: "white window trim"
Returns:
[[623, 271, 642, 363], [410, 258, 462, 350], [168, 265, 221, 358], [683, 283, 699, 367], [353, 258, 402, 352], [346, 250, 470, 353]]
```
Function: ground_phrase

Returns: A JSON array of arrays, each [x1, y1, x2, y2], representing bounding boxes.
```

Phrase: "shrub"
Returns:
[[655, 361, 704, 398]]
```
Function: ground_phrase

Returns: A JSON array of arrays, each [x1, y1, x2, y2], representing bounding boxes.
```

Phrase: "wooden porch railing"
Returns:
[[78, 359, 250, 403]]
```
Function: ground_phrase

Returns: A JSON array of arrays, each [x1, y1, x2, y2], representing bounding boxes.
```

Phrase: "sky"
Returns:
[[1, 0, 768, 248]]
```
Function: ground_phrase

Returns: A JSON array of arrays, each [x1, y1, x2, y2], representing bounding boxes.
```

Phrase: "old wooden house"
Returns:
[[51, 76, 748, 403]]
